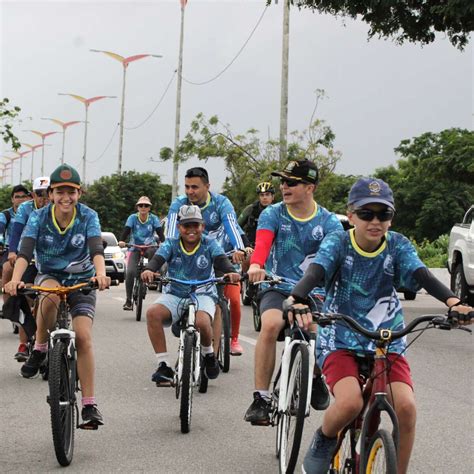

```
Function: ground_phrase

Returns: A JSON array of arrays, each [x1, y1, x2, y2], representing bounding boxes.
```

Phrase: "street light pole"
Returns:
[[41, 118, 81, 164], [24, 130, 58, 175], [23, 143, 45, 181], [83, 105, 89, 181], [172, 2, 187, 199], [90, 49, 161, 174], [279, 0, 290, 162]]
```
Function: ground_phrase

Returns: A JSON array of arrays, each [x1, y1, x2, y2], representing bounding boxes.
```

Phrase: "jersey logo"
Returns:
[[196, 255, 209, 269], [383, 254, 395, 276], [311, 225, 324, 240], [344, 255, 354, 268], [209, 211, 218, 224], [71, 233, 85, 248], [280, 224, 292, 233]]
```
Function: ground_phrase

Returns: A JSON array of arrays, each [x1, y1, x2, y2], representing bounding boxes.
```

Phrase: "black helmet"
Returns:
[[256, 182, 275, 194]]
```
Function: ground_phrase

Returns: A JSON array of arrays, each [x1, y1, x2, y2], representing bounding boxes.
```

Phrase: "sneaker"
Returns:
[[244, 392, 272, 425], [311, 374, 330, 411], [303, 427, 338, 474], [203, 353, 220, 379], [230, 338, 243, 356], [14, 343, 29, 362], [123, 300, 133, 311], [151, 362, 175, 386], [79, 404, 104, 430], [20, 350, 47, 378]]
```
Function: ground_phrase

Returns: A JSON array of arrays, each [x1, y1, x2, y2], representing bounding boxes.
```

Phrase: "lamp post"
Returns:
[[90, 49, 162, 174], [41, 118, 81, 164], [0, 162, 12, 185], [1, 156, 18, 184], [22, 143, 45, 181], [24, 130, 58, 175], [6, 150, 31, 182], [58, 94, 116, 182]]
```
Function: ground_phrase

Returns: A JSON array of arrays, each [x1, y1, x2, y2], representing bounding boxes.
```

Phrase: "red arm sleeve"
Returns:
[[250, 229, 275, 267]]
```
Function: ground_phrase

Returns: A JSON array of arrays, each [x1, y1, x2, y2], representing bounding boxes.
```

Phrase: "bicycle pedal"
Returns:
[[78, 422, 99, 431], [155, 381, 173, 388], [250, 420, 271, 427]]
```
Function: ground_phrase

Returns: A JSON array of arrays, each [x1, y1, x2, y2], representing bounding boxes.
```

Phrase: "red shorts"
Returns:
[[322, 350, 413, 393]]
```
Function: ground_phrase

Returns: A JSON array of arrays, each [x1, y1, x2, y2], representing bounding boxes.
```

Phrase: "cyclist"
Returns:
[[238, 181, 275, 247], [7, 177, 50, 361], [118, 196, 164, 311], [141, 205, 240, 385], [244, 159, 343, 425], [285, 177, 473, 474], [5, 164, 110, 429]]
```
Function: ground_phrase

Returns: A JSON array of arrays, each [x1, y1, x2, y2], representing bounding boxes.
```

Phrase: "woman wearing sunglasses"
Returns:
[[119, 196, 165, 311]]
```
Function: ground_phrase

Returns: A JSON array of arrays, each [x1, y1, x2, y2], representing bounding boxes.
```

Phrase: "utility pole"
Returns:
[[172, 1, 186, 200], [279, 0, 290, 162]]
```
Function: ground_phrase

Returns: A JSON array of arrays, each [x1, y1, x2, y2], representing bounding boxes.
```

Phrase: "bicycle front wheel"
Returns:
[[179, 332, 195, 434], [48, 341, 75, 466], [218, 301, 231, 373], [278, 343, 309, 474], [252, 301, 261, 332], [365, 429, 397, 474], [330, 427, 357, 473], [135, 281, 146, 322]]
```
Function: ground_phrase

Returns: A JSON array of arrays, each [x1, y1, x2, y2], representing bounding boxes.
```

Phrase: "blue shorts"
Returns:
[[153, 293, 216, 325]]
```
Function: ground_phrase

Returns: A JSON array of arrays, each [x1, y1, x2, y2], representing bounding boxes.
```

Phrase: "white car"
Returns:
[[102, 232, 126, 283]]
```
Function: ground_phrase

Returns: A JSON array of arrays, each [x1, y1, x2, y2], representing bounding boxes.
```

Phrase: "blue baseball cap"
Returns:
[[348, 178, 395, 210]]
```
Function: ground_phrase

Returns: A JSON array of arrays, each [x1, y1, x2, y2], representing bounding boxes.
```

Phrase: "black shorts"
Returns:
[[23, 263, 38, 285], [259, 289, 323, 315]]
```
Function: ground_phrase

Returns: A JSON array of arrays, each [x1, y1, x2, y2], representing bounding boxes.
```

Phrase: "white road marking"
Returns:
[[239, 334, 257, 346], [113, 296, 125, 302]]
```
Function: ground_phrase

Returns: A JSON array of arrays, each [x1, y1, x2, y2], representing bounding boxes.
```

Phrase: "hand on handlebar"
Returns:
[[4, 280, 25, 296], [91, 275, 111, 291], [448, 304, 474, 325], [224, 272, 241, 284], [283, 296, 313, 331], [247, 264, 266, 283], [141, 270, 157, 283], [118, 241, 126, 248]]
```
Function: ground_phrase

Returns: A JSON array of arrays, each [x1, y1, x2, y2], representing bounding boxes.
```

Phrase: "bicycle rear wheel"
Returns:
[[218, 301, 231, 373], [252, 300, 261, 332], [135, 281, 146, 322], [330, 427, 357, 473], [179, 332, 195, 434], [278, 344, 309, 474], [48, 341, 75, 466], [364, 429, 397, 474]]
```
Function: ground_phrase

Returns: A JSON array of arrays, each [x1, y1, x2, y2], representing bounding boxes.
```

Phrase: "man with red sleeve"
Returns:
[[244, 160, 343, 425]]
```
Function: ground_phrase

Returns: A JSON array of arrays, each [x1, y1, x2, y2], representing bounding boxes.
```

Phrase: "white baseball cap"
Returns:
[[33, 177, 50, 191]]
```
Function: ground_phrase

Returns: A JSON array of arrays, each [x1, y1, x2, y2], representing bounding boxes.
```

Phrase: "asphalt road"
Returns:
[[1, 287, 473, 473]]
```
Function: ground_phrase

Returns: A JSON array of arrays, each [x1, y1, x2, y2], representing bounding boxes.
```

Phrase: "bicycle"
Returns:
[[17, 280, 116, 467], [126, 244, 157, 321], [252, 275, 318, 474], [216, 284, 231, 373], [155, 275, 227, 434], [307, 310, 472, 474]]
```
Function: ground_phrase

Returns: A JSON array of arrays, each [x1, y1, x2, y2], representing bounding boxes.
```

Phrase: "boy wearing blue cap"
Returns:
[[285, 177, 473, 474]]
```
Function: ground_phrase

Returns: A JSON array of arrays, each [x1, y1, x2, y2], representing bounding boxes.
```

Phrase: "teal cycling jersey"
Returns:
[[258, 202, 343, 295], [157, 236, 225, 300], [8, 200, 39, 253], [20, 202, 102, 284], [0, 207, 15, 245], [166, 192, 244, 250], [314, 229, 425, 366], [125, 213, 161, 248]]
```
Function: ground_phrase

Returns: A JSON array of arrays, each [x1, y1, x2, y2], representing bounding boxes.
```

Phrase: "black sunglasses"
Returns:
[[354, 208, 394, 222], [137, 204, 151, 208], [280, 178, 302, 187], [14, 194, 29, 199]]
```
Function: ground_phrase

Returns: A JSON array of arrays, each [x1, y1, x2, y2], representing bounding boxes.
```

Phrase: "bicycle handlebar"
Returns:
[[312, 311, 472, 341], [153, 276, 227, 287], [7, 279, 120, 297]]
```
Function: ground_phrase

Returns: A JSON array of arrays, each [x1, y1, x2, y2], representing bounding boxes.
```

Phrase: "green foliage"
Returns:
[[412, 234, 449, 268], [81, 171, 171, 236], [315, 173, 358, 213], [276, 1, 473, 50], [375, 128, 474, 241], [160, 112, 342, 214], [0, 98, 21, 151]]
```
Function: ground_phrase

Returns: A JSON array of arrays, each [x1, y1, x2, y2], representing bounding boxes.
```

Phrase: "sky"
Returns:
[[1, 0, 472, 191]]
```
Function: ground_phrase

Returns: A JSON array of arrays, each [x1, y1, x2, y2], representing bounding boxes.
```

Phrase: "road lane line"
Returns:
[[239, 334, 257, 346], [113, 297, 125, 302]]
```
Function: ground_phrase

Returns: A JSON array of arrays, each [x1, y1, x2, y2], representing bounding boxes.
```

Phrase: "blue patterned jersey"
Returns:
[[157, 236, 225, 299], [314, 229, 425, 366], [21, 202, 102, 284], [0, 207, 16, 245], [258, 202, 343, 294], [8, 200, 39, 252], [125, 213, 161, 250], [166, 192, 244, 250]]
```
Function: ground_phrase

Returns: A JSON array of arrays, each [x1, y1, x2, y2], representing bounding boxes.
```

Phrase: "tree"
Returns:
[[81, 171, 171, 236], [276, 1, 473, 50], [160, 113, 342, 214], [375, 128, 474, 241], [0, 98, 21, 151]]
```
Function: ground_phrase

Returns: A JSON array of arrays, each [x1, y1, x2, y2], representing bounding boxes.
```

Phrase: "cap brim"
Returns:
[[350, 197, 395, 210], [178, 218, 204, 225], [271, 171, 304, 180], [50, 182, 81, 190]]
